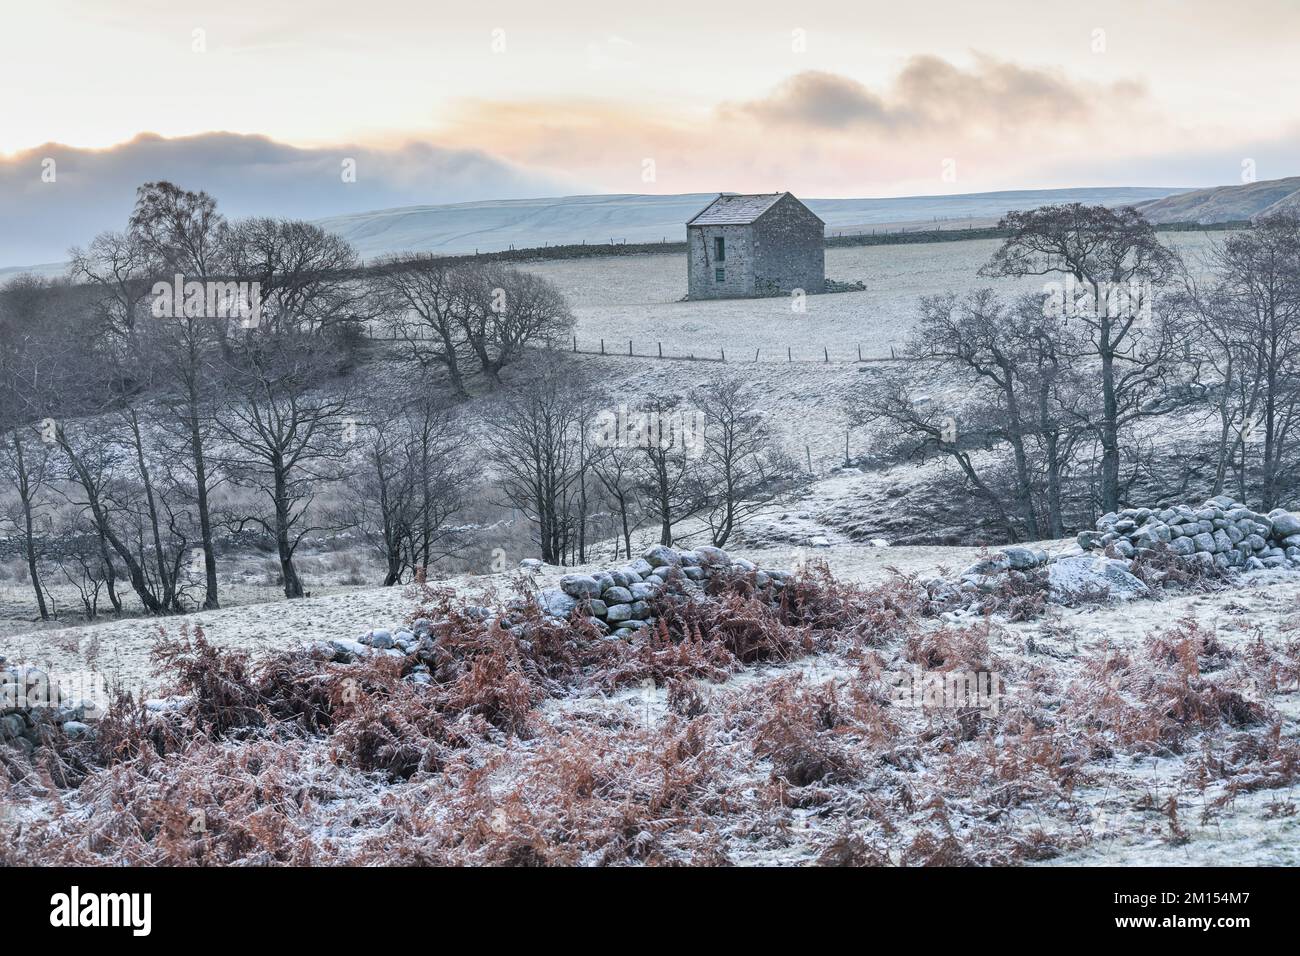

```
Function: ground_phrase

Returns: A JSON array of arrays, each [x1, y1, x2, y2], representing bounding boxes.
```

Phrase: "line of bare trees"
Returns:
[[486, 360, 794, 565], [0, 179, 583, 622], [29, 190, 1261, 625], [854, 204, 1300, 542]]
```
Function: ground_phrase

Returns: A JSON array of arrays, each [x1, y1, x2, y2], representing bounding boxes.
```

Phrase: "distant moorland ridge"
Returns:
[[1134, 175, 1300, 224]]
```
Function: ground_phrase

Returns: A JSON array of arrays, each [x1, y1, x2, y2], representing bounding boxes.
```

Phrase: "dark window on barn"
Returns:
[[715, 267, 725, 283], [714, 236, 726, 261]]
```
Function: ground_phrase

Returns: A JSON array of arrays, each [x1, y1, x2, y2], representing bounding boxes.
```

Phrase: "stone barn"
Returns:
[[686, 192, 825, 299]]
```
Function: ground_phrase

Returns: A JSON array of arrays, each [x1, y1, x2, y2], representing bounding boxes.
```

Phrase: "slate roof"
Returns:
[[686, 193, 788, 226]]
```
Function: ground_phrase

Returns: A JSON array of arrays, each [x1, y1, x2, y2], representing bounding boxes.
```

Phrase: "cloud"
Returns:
[[0, 52, 1280, 269], [431, 55, 1171, 197], [0, 131, 573, 266], [723, 55, 1134, 135], [428, 55, 1170, 197], [726, 72, 892, 130]]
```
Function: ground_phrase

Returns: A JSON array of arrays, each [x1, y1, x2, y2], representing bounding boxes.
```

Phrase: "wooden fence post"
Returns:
[[824, 347, 829, 363], [754, 348, 760, 362], [788, 346, 792, 363], [658, 342, 663, 358], [573, 335, 577, 352], [721, 348, 726, 362], [600, 338, 605, 355], [628, 339, 633, 356]]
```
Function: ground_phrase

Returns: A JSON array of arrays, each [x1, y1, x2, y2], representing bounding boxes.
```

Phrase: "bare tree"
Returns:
[[851, 368, 1023, 541], [52, 418, 178, 614], [695, 376, 787, 548], [910, 289, 1043, 538], [216, 335, 352, 598], [0, 275, 160, 615], [983, 204, 1179, 512], [133, 312, 227, 608], [1178, 266, 1250, 498], [487, 358, 590, 564], [593, 444, 641, 560], [370, 256, 473, 397], [0, 425, 52, 619], [68, 230, 154, 336], [633, 396, 709, 546], [229, 217, 364, 338], [128, 181, 229, 281], [1015, 298, 1088, 536], [457, 265, 575, 384], [348, 398, 468, 584], [350, 412, 412, 586], [1211, 216, 1300, 509], [47, 512, 111, 620], [372, 259, 573, 393]]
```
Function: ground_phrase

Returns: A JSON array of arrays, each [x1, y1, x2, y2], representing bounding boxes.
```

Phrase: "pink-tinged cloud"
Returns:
[[434, 55, 1176, 195], [721, 56, 1115, 133], [3, 53, 1294, 268]]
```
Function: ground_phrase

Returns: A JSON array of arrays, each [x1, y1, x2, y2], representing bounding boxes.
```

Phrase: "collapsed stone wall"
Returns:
[[937, 545, 1150, 612], [538, 545, 791, 639], [336, 544, 792, 663], [303, 545, 796, 687], [924, 495, 1300, 617], [12, 505, 1295, 746], [0, 663, 97, 750]]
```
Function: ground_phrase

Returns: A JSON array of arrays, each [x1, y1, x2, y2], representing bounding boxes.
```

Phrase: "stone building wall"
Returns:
[[687, 223, 754, 299], [752, 194, 825, 295]]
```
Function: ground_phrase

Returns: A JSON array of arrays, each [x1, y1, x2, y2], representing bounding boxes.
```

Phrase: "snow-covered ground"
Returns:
[[525, 230, 1230, 363], [6, 534, 1298, 865], [5, 228, 1295, 865], [0, 538, 989, 697], [310, 188, 1183, 261]]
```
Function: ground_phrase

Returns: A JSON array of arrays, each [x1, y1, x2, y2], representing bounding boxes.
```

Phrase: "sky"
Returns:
[[2, 0, 1300, 261]]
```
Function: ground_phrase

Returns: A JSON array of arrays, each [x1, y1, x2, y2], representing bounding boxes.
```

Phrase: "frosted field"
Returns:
[[507, 231, 1235, 474], [5, 532, 1298, 867], [528, 231, 1232, 362]]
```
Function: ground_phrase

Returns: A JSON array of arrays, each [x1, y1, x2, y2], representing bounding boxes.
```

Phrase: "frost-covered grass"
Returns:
[[526, 231, 1232, 362], [3, 555, 1299, 866]]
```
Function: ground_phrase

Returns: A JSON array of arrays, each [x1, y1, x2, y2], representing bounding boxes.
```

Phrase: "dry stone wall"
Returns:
[[1077, 496, 1300, 571]]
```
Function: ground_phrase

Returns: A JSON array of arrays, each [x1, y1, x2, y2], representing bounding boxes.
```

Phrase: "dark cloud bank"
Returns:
[[0, 131, 569, 266]]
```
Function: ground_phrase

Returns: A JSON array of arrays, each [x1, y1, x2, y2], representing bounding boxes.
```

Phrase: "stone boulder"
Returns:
[[559, 574, 602, 599], [1270, 512, 1300, 537], [1002, 546, 1048, 570], [602, 585, 634, 605], [539, 588, 579, 619], [644, 545, 682, 568], [1048, 556, 1150, 602]]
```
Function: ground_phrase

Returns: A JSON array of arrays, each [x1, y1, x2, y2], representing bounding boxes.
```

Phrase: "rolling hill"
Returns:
[[314, 187, 1186, 261], [1133, 175, 1300, 224], [0, 185, 1190, 279]]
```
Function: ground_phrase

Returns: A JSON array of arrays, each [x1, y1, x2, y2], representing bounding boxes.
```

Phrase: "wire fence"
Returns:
[[567, 335, 907, 365], [360, 325, 911, 365]]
